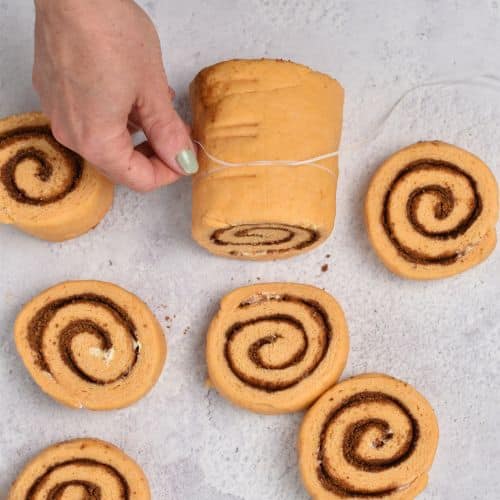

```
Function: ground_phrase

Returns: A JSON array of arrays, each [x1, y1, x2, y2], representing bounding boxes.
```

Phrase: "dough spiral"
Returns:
[[0, 112, 113, 241], [210, 223, 320, 257], [206, 283, 349, 413], [14, 281, 166, 410], [8, 438, 150, 499], [365, 141, 498, 279], [299, 374, 439, 499]]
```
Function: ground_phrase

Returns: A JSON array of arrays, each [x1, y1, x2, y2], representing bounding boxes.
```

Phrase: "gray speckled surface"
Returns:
[[0, 1, 499, 499]]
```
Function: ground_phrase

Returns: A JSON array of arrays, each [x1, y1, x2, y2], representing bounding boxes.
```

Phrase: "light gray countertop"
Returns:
[[0, 1, 499, 498]]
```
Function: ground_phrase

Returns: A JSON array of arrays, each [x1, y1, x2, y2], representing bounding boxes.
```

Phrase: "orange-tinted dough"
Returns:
[[0, 112, 113, 241], [190, 59, 344, 260], [8, 438, 150, 499], [206, 283, 349, 414], [14, 280, 166, 410], [365, 141, 499, 279], [299, 374, 439, 500]]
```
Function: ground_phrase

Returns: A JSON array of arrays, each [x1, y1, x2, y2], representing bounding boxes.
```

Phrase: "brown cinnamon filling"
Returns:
[[382, 159, 482, 265], [223, 295, 331, 392], [0, 125, 83, 205], [317, 391, 419, 497], [47, 481, 101, 500], [26, 459, 129, 499], [211, 223, 320, 255], [27, 294, 139, 384]]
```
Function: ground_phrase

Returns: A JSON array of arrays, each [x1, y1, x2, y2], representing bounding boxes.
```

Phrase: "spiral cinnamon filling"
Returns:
[[317, 392, 419, 497], [26, 459, 129, 500], [223, 295, 331, 392], [211, 223, 320, 256], [27, 294, 139, 385], [382, 160, 482, 265], [0, 125, 83, 205]]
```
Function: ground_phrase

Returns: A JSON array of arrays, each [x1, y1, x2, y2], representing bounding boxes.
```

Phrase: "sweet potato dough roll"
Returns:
[[0, 112, 113, 241], [8, 438, 150, 499], [190, 59, 344, 260]]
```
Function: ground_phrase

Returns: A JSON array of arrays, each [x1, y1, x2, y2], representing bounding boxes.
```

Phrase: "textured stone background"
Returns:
[[0, 0, 499, 498]]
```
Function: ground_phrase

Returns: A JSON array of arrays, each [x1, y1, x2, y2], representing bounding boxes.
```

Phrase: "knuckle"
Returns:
[[125, 160, 156, 193], [125, 170, 155, 193], [147, 116, 177, 138]]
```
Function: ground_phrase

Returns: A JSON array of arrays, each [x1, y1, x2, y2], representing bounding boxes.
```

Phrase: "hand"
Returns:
[[33, 0, 198, 192]]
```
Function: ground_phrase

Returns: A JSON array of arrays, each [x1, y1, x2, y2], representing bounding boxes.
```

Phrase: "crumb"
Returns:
[[325, 254, 331, 259], [183, 326, 191, 335], [321, 264, 328, 272], [108, 260, 113, 266], [164, 315, 173, 330], [256, 277, 261, 281]]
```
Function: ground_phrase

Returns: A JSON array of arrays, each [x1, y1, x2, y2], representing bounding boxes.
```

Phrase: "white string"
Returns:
[[193, 141, 338, 177], [194, 141, 339, 167], [193, 73, 500, 178], [347, 73, 500, 150]]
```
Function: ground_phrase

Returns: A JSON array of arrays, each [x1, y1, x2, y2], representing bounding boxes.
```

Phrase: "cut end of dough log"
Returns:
[[14, 280, 167, 410], [206, 282, 349, 414], [299, 373, 439, 499], [8, 438, 151, 499], [365, 141, 499, 279], [0, 112, 114, 241]]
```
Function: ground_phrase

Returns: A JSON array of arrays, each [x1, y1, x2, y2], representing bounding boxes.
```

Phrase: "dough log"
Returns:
[[190, 59, 344, 260]]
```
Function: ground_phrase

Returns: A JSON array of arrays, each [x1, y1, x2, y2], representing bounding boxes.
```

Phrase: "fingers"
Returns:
[[137, 82, 199, 176], [50, 118, 181, 192]]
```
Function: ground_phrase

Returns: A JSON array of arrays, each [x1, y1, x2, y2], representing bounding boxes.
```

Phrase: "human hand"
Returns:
[[33, 0, 198, 192]]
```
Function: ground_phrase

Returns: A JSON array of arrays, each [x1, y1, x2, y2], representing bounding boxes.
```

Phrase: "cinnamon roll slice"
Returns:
[[206, 283, 349, 414], [299, 374, 439, 499], [190, 59, 344, 260], [14, 281, 166, 410], [365, 141, 498, 279], [0, 112, 113, 241], [8, 438, 150, 499]]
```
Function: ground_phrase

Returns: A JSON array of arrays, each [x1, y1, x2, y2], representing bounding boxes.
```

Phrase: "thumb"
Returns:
[[137, 83, 198, 176]]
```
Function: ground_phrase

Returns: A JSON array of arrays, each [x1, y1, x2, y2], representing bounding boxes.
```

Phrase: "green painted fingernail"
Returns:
[[176, 149, 199, 175]]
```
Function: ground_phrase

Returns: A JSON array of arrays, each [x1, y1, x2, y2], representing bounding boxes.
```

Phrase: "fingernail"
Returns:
[[176, 149, 199, 175]]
